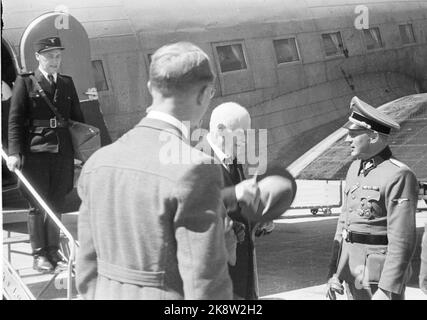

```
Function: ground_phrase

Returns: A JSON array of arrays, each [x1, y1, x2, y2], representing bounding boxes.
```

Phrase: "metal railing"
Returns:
[[1, 149, 76, 300]]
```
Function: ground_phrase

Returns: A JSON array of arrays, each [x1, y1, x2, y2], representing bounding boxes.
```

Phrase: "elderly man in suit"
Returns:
[[205, 102, 294, 299], [76, 42, 232, 300], [326, 96, 418, 300], [7, 37, 84, 273]]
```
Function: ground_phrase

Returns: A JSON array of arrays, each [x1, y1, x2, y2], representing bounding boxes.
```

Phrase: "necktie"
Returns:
[[228, 158, 244, 184], [48, 74, 56, 92]]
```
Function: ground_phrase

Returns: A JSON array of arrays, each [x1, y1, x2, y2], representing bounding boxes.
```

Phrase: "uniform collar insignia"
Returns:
[[359, 146, 392, 176]]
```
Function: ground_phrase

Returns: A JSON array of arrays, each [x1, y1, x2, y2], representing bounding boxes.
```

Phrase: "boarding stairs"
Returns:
[[2, 149, 78, 300]]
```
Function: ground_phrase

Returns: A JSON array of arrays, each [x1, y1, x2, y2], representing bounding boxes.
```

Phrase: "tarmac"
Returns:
[[257, 201, 427, 300], [3, 201, 427, 300]]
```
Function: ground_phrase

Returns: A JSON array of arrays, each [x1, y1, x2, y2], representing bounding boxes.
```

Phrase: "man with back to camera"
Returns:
[[76, 42, 233, 299], [326, 96, 418, 300], [7, 37, 84, 273]]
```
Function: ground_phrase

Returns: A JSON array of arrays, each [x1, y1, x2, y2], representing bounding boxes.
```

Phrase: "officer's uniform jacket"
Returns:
[[333, 147, 418, 295], [76, 117, 233, 300], [8, 68, 84, 156]]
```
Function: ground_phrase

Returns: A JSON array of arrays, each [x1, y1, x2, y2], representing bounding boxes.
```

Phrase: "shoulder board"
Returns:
[[58, 74, 72, 78], [389, 158, 407, 168], [19, 72, 34, 77]]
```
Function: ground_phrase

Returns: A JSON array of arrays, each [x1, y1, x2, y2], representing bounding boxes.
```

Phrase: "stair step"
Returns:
[[3, 234, 30, 245]]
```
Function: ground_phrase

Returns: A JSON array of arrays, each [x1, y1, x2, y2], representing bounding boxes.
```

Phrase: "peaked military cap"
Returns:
[[344, 96, 400, 134], [34, 37, 64, 53]]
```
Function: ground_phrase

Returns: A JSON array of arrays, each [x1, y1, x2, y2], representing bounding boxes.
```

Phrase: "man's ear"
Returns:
[[35, 52, 40, 62], [369, 131, 380, 144], [147, 81, 152, 95], [213, 123, 225, 138], [196, 85, 208, 105]]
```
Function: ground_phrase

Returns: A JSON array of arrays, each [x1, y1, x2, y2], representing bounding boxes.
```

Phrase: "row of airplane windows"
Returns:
[[90, 23, 418, 93]]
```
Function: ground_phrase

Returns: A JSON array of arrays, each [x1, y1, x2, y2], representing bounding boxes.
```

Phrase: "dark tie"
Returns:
[[228, 158, 244, 184], [48, 74, 56, 92]]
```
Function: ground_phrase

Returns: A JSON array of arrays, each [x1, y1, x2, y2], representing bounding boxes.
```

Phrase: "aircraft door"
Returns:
[[19, 12, 111, 146]]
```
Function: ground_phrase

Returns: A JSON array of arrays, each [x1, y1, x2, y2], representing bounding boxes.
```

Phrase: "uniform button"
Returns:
[[352, 195, 356, 200], [349, 209, 353, 213]]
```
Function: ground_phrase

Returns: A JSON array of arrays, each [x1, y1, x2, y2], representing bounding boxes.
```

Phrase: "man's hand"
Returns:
[[372, 288, 391, 300], [326, 275, 344, 300], [232, 221, 246, 243], [7, 154, 21, 172], [255, 221, 275, 237], [235, 178, 260, 209]]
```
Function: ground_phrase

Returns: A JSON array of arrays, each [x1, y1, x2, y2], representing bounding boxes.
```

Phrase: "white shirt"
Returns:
[[207, 132, 244, 200], [146, 110, 189, 139], [39, 67, 57, 83], [206, 132, 233, 168]]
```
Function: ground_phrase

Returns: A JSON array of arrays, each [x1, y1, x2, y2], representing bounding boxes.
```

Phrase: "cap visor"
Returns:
[[38, 46, 65, 53], [343, 120, 365, 130]]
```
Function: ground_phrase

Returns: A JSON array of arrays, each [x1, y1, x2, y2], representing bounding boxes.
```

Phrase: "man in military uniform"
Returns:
[[7, 37, 84, 273], [326, 96, 418, 300]]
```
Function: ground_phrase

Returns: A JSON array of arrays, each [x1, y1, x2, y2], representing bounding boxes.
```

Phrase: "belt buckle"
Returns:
[[50, 118, 57, 128]]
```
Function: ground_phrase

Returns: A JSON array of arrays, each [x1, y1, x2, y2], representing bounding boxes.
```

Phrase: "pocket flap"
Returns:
[[30, 127, 44, 134], [360, 189, 380, 201], [364, 250, 386, 285]]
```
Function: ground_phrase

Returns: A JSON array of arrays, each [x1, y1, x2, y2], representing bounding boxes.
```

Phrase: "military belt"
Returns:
[[31, 119, 68, 128], [343, 229, 388, 245]]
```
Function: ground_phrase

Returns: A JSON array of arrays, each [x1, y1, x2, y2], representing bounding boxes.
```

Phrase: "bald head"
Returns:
[[149, 42, 215, 97], [209, 102, 251, 159], [209, 102, 251, 133]]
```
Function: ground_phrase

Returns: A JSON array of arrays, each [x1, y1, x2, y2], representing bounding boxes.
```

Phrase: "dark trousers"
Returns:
[[20, 152, 74, 255]]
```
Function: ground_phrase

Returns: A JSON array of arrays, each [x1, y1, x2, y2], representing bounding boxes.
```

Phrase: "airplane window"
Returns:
[[363, 27, 384, 50], [91, 60, 108, 91], [321, 32, 344, 56], [273, 38, 300, 64], [216, 44, 247, 73], [399, 24, 416, 44]]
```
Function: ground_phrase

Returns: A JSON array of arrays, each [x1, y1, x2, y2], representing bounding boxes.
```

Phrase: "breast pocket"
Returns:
[[359, 190, 383, 219], [59, 95, 73, 115], [28, 91, 43, 108]]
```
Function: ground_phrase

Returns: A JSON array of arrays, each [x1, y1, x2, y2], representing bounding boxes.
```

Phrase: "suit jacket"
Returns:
[[332, 147, 418, 295], [8, 69, 84, 156], [420, 224, 427, 295], [218, 159, 258, 300], [76, 118, 232, 300]]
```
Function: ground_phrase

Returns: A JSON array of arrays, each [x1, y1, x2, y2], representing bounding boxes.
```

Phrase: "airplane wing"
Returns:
[[289, 94, 427, 181]]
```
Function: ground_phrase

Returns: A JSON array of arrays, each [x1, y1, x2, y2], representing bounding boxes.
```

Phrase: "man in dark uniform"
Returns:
[[7, 37, 84, 273], [326, 96, 418, 300]]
